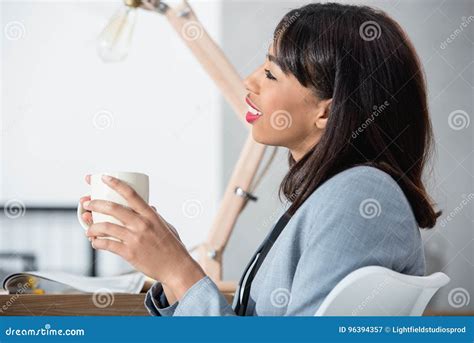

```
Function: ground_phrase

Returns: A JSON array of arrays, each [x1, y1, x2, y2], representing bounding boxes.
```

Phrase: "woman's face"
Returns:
[[243, 44, 331, 160]]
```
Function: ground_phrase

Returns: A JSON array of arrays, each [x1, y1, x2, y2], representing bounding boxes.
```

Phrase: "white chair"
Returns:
[[315, 266, 450, 316]]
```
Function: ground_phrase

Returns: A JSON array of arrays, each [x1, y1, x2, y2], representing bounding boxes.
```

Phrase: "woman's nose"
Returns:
[[243, 65, 263, 95]]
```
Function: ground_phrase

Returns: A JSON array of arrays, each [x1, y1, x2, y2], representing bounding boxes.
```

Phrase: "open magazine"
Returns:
[[2, 271, 149, 294]]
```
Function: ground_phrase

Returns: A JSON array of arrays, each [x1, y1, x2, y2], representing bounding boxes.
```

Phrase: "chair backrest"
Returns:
[[314, 266, 450, 316]]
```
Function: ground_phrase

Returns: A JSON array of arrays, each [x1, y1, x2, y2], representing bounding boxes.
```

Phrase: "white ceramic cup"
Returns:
[[77, 171, 149, 241]]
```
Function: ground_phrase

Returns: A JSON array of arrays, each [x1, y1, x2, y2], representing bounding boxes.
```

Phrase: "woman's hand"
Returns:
[[81, 174, 206, 300], [80, 175, 182, 242]]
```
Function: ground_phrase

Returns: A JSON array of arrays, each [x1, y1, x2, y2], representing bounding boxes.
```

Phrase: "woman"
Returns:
[[80, 2, 441, 316]]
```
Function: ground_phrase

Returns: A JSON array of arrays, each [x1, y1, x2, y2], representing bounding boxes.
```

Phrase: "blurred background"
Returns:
[[1, 0, 472, 315]]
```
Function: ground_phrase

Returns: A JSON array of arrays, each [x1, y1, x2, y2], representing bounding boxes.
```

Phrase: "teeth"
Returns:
[[247, 104, 262, 116]]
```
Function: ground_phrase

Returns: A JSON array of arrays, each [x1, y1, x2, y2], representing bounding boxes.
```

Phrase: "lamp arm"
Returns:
[[138, 0, 249, 126], [137, 0, 273, 282]]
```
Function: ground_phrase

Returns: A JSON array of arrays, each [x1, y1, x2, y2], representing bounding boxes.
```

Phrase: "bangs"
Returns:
[[272, 8, 334, 99], [272, 9, 312, 87]]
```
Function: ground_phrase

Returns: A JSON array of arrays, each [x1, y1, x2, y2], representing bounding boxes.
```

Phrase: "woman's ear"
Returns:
[[314, 98, 332, 129]]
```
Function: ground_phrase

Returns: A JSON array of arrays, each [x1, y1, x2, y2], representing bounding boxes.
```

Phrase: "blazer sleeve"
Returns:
[[284, 168, 423, 315], [144, 281, 180, 316], [144, 276, 237, 316]]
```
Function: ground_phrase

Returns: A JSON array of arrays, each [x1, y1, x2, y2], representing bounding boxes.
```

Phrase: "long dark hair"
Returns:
[[275, 3, 441, 228]]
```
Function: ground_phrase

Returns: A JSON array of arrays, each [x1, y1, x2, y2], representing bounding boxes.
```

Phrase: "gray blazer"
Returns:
[[144, 166, 426, 316]]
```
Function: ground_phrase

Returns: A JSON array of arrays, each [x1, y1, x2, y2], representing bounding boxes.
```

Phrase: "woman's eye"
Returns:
[[264, 69, 277, 81]]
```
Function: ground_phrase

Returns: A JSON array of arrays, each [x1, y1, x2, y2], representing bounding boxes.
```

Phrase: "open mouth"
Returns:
[[245, 96, 262, 124]]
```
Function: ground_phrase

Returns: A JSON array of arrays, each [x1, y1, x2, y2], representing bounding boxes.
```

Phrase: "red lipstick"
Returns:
[[246, 112, 261, 124], [245, 96, 262, 124]]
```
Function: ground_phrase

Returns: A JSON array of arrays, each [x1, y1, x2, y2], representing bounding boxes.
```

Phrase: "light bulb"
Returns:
[[97, 5, 138, 63]]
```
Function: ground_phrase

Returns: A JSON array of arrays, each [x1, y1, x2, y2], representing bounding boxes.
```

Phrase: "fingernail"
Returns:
[[83, 201, 90, 209], [102, 175, 113, 182]]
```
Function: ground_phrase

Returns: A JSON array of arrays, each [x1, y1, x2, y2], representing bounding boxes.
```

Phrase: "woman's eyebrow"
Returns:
[[266, 53, 282, 68], [266, 53, 277, 63]]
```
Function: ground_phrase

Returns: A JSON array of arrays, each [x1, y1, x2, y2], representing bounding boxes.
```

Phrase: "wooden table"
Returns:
[[2, 291, 467, 316], [0, 283, 236, 316], [0, 294, 149, 316]]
